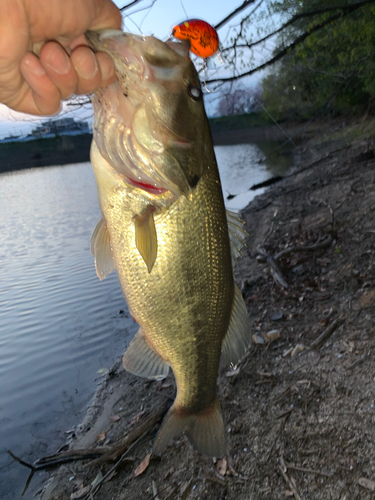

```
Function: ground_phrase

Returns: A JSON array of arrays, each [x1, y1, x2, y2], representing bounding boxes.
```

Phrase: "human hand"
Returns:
[[0, 0, 122, 115]]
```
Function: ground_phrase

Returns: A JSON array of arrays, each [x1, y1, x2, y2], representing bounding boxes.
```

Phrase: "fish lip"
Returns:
[[126, 177, 168, 195], [99, 30, 145, 42]]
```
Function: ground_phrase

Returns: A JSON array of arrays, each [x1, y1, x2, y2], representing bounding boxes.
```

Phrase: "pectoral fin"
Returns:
[[221, 282, 251, 366], [134, 206, 157, 273], [91, 218, 115, 281], [123, 328, 169, 380]]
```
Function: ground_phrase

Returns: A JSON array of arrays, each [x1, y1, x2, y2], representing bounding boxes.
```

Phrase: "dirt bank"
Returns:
[[30, 116, 375, 500]]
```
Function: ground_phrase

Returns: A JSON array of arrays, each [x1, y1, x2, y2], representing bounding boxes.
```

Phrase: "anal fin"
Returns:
[[90, 218, 115, 281], [134, 205, 157, 273], [226, 209, 248, 266], [123, 328, 169, 380], [221, 282, 251, 366], [153, 396, 225, 458]]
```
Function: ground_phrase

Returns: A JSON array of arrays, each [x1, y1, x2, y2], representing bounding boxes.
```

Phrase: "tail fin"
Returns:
[[153, 397, 225, 458]]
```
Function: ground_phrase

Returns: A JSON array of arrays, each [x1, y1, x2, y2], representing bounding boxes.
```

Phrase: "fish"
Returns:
[[172, 19, 219, 58], [86, 29, 251, 458]]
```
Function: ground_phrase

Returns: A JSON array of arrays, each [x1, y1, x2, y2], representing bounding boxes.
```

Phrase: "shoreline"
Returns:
[[37, 115, 375, 499], [0, 134, 92, 174], [0, 122, 314, 175]]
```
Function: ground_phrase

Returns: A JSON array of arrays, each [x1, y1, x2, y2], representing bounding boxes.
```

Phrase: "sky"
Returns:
[[0, 0, 270, 139]]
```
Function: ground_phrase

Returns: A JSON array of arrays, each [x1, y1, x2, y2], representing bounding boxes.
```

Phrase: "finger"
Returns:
[[90, 0, 122, 31], [39, 42, 78, 100], [70, 34, 90, 51], [71, 45, 102, 94], [20, 53, 62, 115], [96, 51, 116, 88]]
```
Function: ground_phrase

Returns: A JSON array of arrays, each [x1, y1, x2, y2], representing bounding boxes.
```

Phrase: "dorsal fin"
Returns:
[[226, 210, 247, 266], [221, 282, 251, 366], [91, 218, 115, 281]]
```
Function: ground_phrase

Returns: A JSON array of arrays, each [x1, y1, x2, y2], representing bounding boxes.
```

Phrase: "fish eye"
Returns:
[[188, 84, 202, 101]]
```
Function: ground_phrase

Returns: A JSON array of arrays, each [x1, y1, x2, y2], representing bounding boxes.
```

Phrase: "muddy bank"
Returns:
[[30, 116, 375, 500]]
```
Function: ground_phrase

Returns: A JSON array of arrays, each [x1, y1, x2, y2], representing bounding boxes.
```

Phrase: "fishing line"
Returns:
[[122, 15, 144, 35], [199, 58, 226, 94], [122, 0, 158, 34], [139, 0, 158, 31], [233, 77, 296, 149], [179, 0, 189, 19]]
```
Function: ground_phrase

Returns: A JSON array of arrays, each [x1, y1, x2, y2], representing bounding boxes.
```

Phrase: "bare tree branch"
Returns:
[[207, 0, 375, 84], [221, 0, 375, 54], [120, 0, 144, 11], [214, 0, 257, 30]]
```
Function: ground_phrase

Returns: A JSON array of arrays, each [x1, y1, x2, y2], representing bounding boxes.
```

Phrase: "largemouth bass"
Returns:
[[86, 30, 251, 457]]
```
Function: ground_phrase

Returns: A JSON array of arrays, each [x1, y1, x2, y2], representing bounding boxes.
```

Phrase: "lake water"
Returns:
[[0, 142, 293, 499]]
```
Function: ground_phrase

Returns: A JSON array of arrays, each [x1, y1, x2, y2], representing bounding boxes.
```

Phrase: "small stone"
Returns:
[[270, 312, 284, 321]]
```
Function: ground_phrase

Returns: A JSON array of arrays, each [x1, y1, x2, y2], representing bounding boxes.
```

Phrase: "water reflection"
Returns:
[[216, 141, 293, 211], [0, 164, 136, 500]]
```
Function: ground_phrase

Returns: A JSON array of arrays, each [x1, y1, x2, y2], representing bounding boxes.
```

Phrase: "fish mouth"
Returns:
[[127, 178, 168, 195]]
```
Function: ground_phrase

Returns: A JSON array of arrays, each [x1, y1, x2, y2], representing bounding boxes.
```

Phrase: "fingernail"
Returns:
[[101, 58, 114, 81], [74, 50, 98, 80], [45, 50, 70, 75], [22, 56, 46, 76]]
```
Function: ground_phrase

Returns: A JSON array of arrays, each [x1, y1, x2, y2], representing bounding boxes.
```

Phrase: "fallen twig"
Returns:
[[7, 450, 35, 470], [284, 462, 334, 477], [258, 247, 288, 289], [86, 430, 150, 499], [262, 410, 292, 464], [310, 318, 344, 349], [34, 448, 110, 469], [86, 399, 172, 467], [205, 475, 226, 486], [7, 451, 38, 497], [347, 355, 366, 370], [180, 478, 195, 500], [276, 408, 293, 420], [257, 235, 333, 289], [163, 484, 182, 500], [279, 457, 303, 500], [274, 235, 333, 261], [152, 480, 160, 500], [14, 396, 170, 500], [22, 470, 35, 497]]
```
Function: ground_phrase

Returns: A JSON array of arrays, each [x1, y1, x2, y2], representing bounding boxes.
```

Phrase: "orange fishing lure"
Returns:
[[172, 19, 219, 58]]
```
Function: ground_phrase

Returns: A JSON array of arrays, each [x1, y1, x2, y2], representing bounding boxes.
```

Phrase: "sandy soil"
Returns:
[[31, 116, 375, 500]]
